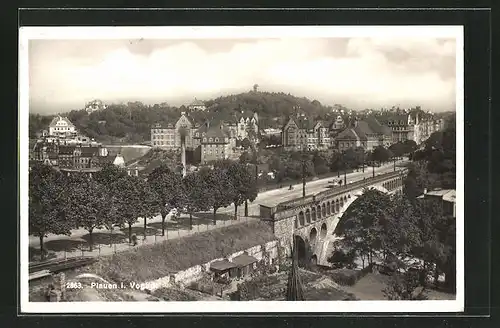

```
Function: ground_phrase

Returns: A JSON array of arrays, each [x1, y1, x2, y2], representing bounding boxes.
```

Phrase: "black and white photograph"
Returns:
[[19, 26, 463, 313]]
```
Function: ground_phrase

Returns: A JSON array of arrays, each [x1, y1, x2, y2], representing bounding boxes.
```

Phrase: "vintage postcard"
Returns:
[[19, 25, 464, 313]]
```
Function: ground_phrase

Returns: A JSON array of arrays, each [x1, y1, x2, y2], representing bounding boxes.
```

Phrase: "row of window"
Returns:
[[294, 196, 351, 229]]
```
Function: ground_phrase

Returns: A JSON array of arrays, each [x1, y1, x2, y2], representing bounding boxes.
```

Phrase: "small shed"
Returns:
[[210, 259, 238, 279], [232, 253, 258, 278]]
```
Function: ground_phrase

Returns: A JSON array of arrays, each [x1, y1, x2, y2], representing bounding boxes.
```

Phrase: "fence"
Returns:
[[31, 215, 260, 262], [256, 169, 356, 193]]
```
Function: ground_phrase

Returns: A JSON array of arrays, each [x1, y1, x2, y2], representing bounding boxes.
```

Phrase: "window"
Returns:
[[203, 138, 207, 142], [209, 138, 213, 142], [215, 138, 219, 142]]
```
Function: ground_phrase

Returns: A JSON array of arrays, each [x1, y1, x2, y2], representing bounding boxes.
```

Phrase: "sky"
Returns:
[[28, 37, 457, 114]]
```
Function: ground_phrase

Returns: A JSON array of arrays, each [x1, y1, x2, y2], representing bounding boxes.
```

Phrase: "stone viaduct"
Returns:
[[259, 169, 408, 266]]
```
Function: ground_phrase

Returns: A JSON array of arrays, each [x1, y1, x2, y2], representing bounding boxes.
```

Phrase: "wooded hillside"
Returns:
[[29, 91, 343, 143]]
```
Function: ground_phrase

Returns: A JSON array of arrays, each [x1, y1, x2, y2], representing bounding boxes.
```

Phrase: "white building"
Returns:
[[85, 99, 107, 115], [187, 98, 207, 111], [48, 116, 76, 137]]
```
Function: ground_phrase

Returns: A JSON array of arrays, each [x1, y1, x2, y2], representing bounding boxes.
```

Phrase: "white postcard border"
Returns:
[[19, 25, 465, 313]]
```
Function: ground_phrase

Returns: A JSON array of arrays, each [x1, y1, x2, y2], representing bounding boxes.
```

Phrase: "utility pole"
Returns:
[[362, 152, 365, 173], [393, 157, 396, 172], [372, 162, 375, 178], [344, 168, 347, 186], [302, 146, 306, 198]]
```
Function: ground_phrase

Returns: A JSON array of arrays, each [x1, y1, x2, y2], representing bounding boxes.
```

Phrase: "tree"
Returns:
[[239, 151, 252, 164], [227, 163, 258, 219], [402, 140, 418, 154], [29, 164, 72, 259], [93, 163, 127, 186], [383, 270, 429, 300], [411, 198, 452, 287], [204, 167, 235, 224], [312, 152, 330, 175], [389, 142, 406, 158], [66, 174, 109, 251], [182, 172, 211, 230], [371, 146, 392, 164], [136, 179, 158, 240], [113, 175, 143, 243], [148, 164, 184, 236], [334, 188, 393, 267]]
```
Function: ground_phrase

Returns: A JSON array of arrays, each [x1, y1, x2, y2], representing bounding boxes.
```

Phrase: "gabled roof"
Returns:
[[334, 128, 363, 141], [189, 98, 205, 107], [49, 116, 75, 128]]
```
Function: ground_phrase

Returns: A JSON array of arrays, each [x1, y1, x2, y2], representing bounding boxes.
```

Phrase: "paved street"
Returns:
[[28, 159, 407, 257]]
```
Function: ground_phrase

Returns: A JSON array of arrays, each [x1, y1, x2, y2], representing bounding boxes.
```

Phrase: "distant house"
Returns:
[[281, 114, 329, 151], [187, 98, 207, 111], [418, 189, 456, 218], [48, 116, 76, 137], [85, 99, 107, 115], [332, 117, 392, 152]]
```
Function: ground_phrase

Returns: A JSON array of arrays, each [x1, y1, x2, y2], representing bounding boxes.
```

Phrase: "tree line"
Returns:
[[331, 189, 456, 298], [239, 140, 417, 185], [29, 160, 258, 258]]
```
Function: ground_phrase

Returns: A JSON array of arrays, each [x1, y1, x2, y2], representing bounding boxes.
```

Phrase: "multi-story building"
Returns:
[[332, 117, 392, 152], [329, 115, 347, 138], [281, 114, 330, 151], [85, 99, 107, 115], [200, 126, 231, 164], [57, 144, 101, 170], [377, 109, 445, 145], [48, 116, 77, 137], [150, 112, 198, 149], [187, 98, 207, 112]]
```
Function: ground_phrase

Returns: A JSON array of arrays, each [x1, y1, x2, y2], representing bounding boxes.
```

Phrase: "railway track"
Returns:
[[29, 257, 97, 281]]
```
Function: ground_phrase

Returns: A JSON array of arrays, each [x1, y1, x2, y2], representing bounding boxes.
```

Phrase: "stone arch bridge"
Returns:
[[259, 169, 408, 266]]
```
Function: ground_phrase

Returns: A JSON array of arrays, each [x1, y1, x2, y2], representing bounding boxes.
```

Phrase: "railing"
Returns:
[[276, 169, 407, 211]]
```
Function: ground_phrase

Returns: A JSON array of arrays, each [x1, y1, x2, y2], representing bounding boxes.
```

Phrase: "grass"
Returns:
[[84, 220, 276, 283]]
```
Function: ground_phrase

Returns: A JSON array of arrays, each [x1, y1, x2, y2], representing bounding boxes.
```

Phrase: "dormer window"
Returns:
[[209, 138, 213, 142], [215, 138, 219, 142], [203, 138, 207, 142]]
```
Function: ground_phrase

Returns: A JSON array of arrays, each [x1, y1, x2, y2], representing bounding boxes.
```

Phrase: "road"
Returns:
[[28, 159, 408, 248], [220, 159, 408, 210]]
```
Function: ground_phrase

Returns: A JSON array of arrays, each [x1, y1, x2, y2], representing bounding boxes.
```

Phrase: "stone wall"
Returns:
[[144, 240, 280, 291]]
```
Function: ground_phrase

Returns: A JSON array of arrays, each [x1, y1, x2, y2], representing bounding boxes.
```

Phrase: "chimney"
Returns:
[[423, 188, 427, 195]]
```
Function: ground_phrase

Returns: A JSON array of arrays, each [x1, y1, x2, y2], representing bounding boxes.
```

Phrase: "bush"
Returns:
[[330, 265, 374, 286], [327, 249, 356, 269]]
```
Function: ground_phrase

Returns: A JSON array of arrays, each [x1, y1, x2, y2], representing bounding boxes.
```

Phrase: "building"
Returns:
[[57, 144, 101, 170], [187, 98, 207, 111], [418, 189, 456, 218], [48, 116, 77, 137], [378, 109, 445, 145], [281, 114, 330, 151], [329, 115, 347, 138], [85, 99, 107, 115], [151, 112, 198, 149], [199, 125, 232, 164], [235, 111, 259, 141], [332, 117, 392, 152]]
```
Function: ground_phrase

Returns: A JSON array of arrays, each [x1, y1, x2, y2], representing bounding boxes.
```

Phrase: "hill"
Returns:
[[28, 92, 341, 144]]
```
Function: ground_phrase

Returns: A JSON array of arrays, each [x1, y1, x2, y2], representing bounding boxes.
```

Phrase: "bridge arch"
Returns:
[[322, 203, 326, 217], [298, 211, 305, 226], [331, 185, 390, 236], [326, 201, 331, 215], [320, 223, 327, 239], [305, 209, 311, 223], [310, 227, 318, 244], [310, 254, 318, 266], [316, 205, 321, 219], [293, 235, 308, 267], [311, 207, 316, 220]]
